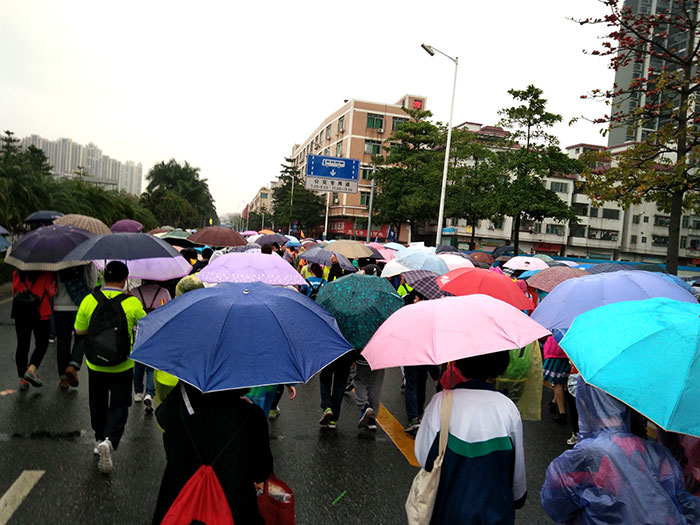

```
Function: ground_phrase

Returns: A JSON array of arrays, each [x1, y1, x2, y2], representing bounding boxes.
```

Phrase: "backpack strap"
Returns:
[[178, 387, 251, 467], [147, 286, 162, 311]]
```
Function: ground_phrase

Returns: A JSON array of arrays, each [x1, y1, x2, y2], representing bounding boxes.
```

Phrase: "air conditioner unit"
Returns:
[[377, 128, 384, 134]]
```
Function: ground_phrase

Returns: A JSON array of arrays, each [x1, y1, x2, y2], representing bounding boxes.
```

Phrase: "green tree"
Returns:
[[496, 86, 580, 252], [141, 159, 217, 228], [577, 1, 700, 274], [372, 108, 443, 240], [272, 157, 324, 237]]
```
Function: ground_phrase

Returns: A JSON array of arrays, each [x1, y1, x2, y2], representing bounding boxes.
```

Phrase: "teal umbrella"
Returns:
[[316, 273, 403, 351], [560, 297, 700, 437]]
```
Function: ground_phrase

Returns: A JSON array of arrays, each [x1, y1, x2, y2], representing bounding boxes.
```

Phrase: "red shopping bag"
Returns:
[[161, 465, 234, 525], [257, 473, 295, 525]]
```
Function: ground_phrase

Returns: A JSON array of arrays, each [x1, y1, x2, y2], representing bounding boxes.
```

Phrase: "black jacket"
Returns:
[[152, 386, 273, 524]]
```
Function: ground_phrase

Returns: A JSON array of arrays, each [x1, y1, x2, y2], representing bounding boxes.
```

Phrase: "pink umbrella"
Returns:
[[503, 256, 549, 271], [197, 252, 306, 286], [110, 219, 143, 233], [437, 253, 474, 270], [362, 294, 550, 369], [94, 256, 191, 281]]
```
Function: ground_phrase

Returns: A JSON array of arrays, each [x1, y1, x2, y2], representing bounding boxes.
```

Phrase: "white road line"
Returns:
[[0, 470, 45, 525]]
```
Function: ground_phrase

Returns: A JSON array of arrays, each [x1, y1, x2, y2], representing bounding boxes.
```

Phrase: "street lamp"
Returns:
[[421, 43, 458, 247]]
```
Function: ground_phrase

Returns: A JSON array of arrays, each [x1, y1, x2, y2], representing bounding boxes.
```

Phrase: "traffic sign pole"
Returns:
[[323, 192, 330, 240], [366, 178, 375, 243]]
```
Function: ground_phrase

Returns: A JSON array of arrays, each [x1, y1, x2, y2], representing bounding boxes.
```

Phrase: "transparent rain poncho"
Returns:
[[540, 376, 700, 524]]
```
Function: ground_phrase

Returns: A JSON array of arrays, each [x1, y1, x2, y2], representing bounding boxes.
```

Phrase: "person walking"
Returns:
[[319, 352, 355, 429], [73, 261, 146, 474], [11, 270, 57, 389], [55, 264, 96, 389], [130, 279, 172, 414], [353, 354, 382, 430]]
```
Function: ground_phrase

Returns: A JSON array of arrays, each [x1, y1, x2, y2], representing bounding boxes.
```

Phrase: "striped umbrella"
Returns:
[[54, 214, 111, 235]]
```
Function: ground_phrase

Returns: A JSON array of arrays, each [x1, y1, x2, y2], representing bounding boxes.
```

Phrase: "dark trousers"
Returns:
[[55, 310, 77, 377], [88, 368, 133, 449], [270, 385, 285, 410], [404, 365, 429, 421], [319, 353, 353, 420], [565, 389, 579, 434], [15, 317, 50, 378]]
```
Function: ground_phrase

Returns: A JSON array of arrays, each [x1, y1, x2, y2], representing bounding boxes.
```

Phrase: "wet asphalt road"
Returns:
[[0, 297, 568, 524]]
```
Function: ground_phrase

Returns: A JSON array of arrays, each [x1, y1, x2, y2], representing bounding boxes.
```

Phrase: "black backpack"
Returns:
[[11, 277, 46, 321], [85, 291, 132, 367], [305, 279, 325, 301]]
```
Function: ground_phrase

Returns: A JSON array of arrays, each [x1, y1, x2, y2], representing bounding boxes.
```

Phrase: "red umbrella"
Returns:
[[436, 267, 534, 310], [188, 226, 246, 247]]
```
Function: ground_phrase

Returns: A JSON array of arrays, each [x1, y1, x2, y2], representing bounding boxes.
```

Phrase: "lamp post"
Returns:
[[421, 43, 458, 247]]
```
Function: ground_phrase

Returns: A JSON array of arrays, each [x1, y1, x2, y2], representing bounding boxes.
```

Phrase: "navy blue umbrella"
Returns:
[[23, 210, 64, 224], [62, 232, 181, 261], [4, 225, 94, 270], [299, 246, 356, 272], [131, 282, 353, 392]]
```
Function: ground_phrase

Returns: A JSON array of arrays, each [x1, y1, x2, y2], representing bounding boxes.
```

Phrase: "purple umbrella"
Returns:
[[531, 270, 697, 340], [94, 256, 191, 281], [198, 252, 306, 286], [239, 230, 258, 236], [403, 270, 453, 300], [5, 225, 94, 271], [256, 233, 290, 246], [111, 219, 143, 233], [298, 246, 356, 272]]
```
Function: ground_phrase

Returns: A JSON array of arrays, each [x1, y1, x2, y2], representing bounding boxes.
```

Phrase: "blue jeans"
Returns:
[[404, 365, 429, 421], [133, 362, 155, 397]]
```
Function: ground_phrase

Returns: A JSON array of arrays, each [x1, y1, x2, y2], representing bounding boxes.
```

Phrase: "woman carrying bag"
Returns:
[[411, 351, 526, 525]]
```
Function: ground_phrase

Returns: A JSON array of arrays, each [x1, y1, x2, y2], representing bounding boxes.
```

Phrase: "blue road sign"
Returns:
[[306, 155, 359, 180]]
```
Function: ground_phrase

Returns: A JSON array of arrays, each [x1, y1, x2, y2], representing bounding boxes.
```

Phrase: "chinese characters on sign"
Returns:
[[305, 154, 360, 195], [305, 177, 358, 194]]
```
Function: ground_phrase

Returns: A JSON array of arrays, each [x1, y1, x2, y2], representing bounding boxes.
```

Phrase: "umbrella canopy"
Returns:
[[437, 267, 535, 310], [327, 239, 374, 259], [383, 242, 406, 251], [394, 250, 449, 275], [587, 262, 630, 274], [5, 225, 94, 271], [239, 230, 258, 236], [54, 214, 111, 235], [188, 227, 247, 247], [198, 252, 306, 286], [557, 260, 580, 268], [532, 253, 555, 263], [23, 210, 63, 224], [380, 259, 411, 278], [259, 229, 276, 235], [661, 273, 697, 295], [148, 226, 175, 234], [62, 232, 182, 262], [437, 253, 475, 271], [316, 273, 403, 350], [403, 270, 453, 300], [0, 225, 8, 235], [0, 236, 11, 251], [94, 256, 191, 281], [531, 271, 698, 340], [492, 245, 523, 258], [110, 219, 144, 233], [435, 244, 460, 254], [256, 233, 290, 246], [503, 256, 550, 271], [362, 294, 550, 369], [470, 252, 495, 265], [525, 266, 591, 293], [634, 262, 667, 273], [298, 246, 356, 272], [560, 298, 700, 437], [285, 235, 299, 243], [131, 282, 353, 392]]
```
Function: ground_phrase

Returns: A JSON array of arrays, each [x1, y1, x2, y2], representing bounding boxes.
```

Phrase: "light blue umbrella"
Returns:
[[383, 242, 406, 251], [560, 298, 700, 437], [395, 250, 449, 275], [531, 271, 697, 341]]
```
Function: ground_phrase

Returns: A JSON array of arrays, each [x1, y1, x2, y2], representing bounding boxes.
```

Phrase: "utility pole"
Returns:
[[365, 177, 375, 243], [288, 175, 295, 234]]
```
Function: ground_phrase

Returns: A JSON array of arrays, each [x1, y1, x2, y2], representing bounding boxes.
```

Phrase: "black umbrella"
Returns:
[[4, 225, 94, 270], [435, 245, 460, 254], [24, 210, 64, 225], [256, 233, 290, 246], [298, 246, 356, 272], [62, 232, 181, 262], [492, 245, 524, 259], [633, 263, 667, 273]]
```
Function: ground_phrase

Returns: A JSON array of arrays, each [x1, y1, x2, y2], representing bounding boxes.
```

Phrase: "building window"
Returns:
[[545, 223, 565, 236], [641, 236, 647, 243], [654, 215, 671, 227], [588, 228, 618, 241], [643, 216, 649, 223], [361, 167, 373, 180], [322, 148, 330, 156], [693, 220, 700, 230], [574, 203, 588, 216], [334, 142, 342, 156], [690, 238, 700, 250], [325, 125, 331, 140], [392, 117, 408, 131], [364, 140, 382, 155], [367, 113, 384, 129], [633, 215, 640, 224], [332, 193, 339, 205], [550, 181, 569, 193], [652, 235, 668, 246], [590, 207, 599, 218], [360, 191, 370, 206], [602, 208, 620, 220], [338, 116, 345, 133], [260, 192, 268, 199], [630, 235, 637, 244], [681, 236, 687, 248], [682, 216, 689, 228], [492, 218, 504, 229], [570, 225, 586, 237]]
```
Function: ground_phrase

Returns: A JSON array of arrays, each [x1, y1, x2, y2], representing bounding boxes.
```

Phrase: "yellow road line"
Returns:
[[377, 404, 419, 467], [0, 470, 45, 524]]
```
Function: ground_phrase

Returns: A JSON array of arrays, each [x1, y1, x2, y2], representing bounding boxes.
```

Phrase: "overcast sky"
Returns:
[[0, 1, 612, 215]]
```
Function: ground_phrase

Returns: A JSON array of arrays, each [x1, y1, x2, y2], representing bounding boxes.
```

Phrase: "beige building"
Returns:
[[290, 94, 427, 239], [249, 186, 272, 214]]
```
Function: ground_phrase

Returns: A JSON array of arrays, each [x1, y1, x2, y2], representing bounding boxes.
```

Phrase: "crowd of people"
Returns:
[[8, 233, 700, 524]]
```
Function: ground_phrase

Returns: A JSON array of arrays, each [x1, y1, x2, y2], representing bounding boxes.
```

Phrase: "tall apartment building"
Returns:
[[20, 134, 142, 195], [290, 94, 427, 239]]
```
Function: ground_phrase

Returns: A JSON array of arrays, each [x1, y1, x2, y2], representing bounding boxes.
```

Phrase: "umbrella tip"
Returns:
[[243, 288, 250, 295]]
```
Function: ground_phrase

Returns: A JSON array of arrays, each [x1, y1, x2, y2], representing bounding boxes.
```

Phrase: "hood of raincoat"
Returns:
[[576, 375, 631, 439]]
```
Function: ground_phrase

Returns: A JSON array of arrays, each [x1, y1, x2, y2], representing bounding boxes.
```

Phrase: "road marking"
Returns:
[[0, 298, 11, 305], [0, 470, 45, 524], [376, 404, 419, 467]]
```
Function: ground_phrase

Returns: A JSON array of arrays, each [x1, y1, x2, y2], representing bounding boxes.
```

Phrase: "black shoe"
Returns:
[[549, 401, 558, 414], [367, 417, 377, 431], [405, 417, 421, 433], [319, 408, 334, 426], [553, 412, 567, 425]]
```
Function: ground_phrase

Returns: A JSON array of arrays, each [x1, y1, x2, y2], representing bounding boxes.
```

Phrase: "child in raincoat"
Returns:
[[541, 376, 700, 524]]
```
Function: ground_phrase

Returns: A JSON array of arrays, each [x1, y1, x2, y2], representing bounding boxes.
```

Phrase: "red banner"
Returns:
[[328, 220, 388, 239]]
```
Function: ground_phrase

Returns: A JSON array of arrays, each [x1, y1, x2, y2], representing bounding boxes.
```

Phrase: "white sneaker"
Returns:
[[144, 394, 154, 414], [134, 392, 144, 403], [567, 433, 578, 446], [97, 438, 114, 474]]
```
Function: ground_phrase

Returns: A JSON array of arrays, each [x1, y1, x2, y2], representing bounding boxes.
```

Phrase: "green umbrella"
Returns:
[[316, 273, 403, 351]]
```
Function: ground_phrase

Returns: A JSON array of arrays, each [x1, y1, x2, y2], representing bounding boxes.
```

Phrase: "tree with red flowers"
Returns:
[[578, 0, 700, 274]]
